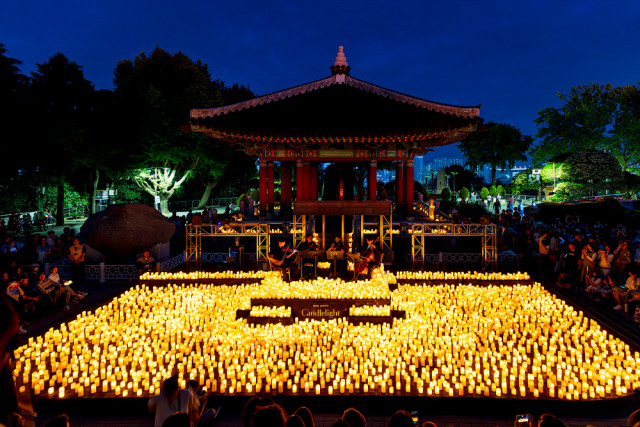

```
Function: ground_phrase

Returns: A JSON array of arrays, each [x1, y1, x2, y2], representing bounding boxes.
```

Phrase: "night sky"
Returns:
[[2, 0, 639, 158]]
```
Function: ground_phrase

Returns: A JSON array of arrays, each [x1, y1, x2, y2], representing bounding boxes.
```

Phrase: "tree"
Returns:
[[458, 122, 532, 184], [511, 169, 539, 195], [489, 185, 498, 197], [562, 149, 622, 196], [114, 46, 255, 211], [440, 187, 451, 201], [29, 53, 95, 225], [459, 187, 470, 201], [533, 83, 640, 171], [114, 47, 219, 212], [480, 187, 489, 200]]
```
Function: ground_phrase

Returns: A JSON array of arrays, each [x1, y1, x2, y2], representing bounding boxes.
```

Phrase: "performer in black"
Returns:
[[354, 236, 382, 277], [268, 238, 299, 280]]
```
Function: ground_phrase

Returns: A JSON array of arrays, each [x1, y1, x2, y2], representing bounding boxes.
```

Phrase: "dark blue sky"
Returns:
[[2, 0, 639, 158]]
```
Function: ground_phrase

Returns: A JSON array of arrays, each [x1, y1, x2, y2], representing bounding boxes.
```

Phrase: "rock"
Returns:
[[81, 203, 175, 259]]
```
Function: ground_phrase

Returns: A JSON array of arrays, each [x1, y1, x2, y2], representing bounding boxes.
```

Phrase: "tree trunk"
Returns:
[[56, 181, 65, 226], [160, 198, 169, 214], [196, 181, 218, 209], [89, 168, 99, 216], [490, 166, 497, 185]]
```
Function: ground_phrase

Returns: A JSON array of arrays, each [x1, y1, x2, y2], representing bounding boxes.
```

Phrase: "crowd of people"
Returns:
[[1, 219, 88, 335], [491, 204, 640, 322]]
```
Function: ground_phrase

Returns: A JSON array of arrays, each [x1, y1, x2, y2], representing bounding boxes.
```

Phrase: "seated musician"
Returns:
[[327, 236, 344, 252], [268, 238, 299, 280], [354, 236, 382, 277], [297, 234, 319, 253]]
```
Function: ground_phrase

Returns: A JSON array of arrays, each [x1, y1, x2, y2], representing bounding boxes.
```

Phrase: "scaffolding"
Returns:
[[408, 223, 497, 271], [185, 223, 275, 270]]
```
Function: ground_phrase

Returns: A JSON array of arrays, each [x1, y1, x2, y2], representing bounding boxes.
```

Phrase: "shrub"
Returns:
[[440, 187, 451, 202], [459, 187, 470, 201], [480, 187, 490, 199]]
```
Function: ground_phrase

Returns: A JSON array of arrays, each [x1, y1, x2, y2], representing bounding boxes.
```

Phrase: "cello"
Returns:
[[354, 237, 377, 276]]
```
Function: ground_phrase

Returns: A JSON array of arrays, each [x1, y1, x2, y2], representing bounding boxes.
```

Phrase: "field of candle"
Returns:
[[13, 273, 640, 401]]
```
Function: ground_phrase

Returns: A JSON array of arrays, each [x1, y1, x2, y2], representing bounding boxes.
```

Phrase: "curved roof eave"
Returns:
[[190, 74, 481, 120]]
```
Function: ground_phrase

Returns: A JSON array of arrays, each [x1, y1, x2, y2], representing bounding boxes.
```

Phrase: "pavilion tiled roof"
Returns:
[[191, 74, 480, 121]]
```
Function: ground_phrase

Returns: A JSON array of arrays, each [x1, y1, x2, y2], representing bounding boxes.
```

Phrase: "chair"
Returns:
[[268, 258, 291, 282]]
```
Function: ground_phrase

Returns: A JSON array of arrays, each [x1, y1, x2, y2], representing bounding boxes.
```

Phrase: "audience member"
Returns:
[[293, 407, 314, 427], [149, 376, 199, 427], [342, 408, 366, 427], [386, 410, 414, 427]]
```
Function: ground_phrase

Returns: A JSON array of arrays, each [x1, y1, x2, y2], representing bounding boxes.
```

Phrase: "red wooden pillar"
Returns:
[[405, 159, 414, 217], [396, 161, 404, 215], [309, 163, 318, 201], [368, 160, 377, 201], [267, 161, 275, 216], [296, 160, 305, 201], [259, 160, 267, 218], [280, 163, 292, 215]]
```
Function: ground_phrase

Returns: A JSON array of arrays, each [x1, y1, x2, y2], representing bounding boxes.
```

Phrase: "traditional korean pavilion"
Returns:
[[189, 47, 482, 219]]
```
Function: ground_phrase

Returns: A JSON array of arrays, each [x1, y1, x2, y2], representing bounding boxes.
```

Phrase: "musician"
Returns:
[[297, 234, 319, 252], [268, 238, 299, 280], [327, 236, 344, 252], [355, 236, 382, 277]]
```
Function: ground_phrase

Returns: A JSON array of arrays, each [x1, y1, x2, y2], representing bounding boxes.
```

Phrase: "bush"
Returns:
[[459, 187, 470, 201], [480, 187, 490, 199], [440, 187, 451, 202], [489, 185, 498, 197], [496, 185, 506, 198]]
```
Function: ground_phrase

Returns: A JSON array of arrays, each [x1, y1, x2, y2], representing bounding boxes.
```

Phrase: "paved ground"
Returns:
[[11, 218, 640, 427]]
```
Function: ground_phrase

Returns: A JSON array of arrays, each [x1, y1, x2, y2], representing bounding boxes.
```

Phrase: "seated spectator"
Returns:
[[599, 275, 615, 303], [5, 281, 34, 333], [537, 414, 567, 427], [242, 396, 275, 427], [613, 270, 640, 310], [386, 410, 414, 427], [250, 403, 287, 427], [162, 412, 191, 427], [38, 273, 83, 312], [293, 407, 314, 427], [137, 251, 157, 275], [286, 415, 305, 427], [585, 270, 603, 299], [149, 376, 199, 427], [555, 271, 572, 291], [45, 238, 65, 263], [185, 379, 217, 427], [342, 408, 366, 427], [44, 414, 70, 427]]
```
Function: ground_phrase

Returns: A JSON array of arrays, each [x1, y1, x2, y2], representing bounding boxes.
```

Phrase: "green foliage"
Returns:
[[459, 186, 470, 201], [440, 187, 451, 202], [248, 189, 259, 202], [540, 162, 566, 185], [621, 171, 640, 197], [458, 121, 532, 183], [112, 178, 146, 204], [511, 169, 538, 195], [40, 184, 88, 210], [480, 187, 489, 199], [533, 83, 640, 171], [562, 149, 622, 196], [489, 185, 498, 197], [496, 185, 506, 197]]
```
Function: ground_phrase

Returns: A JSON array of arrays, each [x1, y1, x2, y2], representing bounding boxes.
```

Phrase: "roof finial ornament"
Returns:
[[330, 46, 351, 76]]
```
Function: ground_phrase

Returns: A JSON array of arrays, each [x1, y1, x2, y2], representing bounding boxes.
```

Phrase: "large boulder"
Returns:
[[81, 203, 175, 259]]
